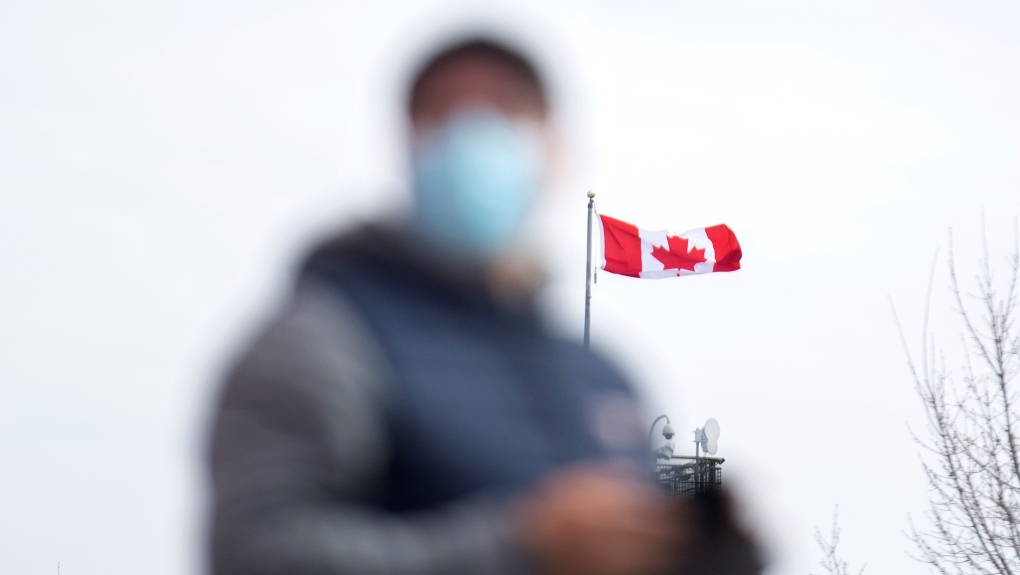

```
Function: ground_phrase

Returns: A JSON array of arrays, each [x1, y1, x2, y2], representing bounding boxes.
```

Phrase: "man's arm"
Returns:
[[207, 282, 529, 575]]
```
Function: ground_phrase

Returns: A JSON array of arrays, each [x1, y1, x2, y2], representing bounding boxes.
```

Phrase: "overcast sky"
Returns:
[[2, 1, 1020, 574]]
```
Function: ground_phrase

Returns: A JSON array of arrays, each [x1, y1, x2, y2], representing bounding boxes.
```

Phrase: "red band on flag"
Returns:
[[705, 224, 742, 272], [598, 214, 643, 278]]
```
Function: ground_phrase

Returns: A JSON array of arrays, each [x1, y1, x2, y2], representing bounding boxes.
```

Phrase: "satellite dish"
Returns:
[[702, 418, 720, 455]]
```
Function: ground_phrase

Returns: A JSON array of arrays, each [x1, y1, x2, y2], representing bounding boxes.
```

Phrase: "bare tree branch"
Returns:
[[813, 507, 865, 575], [896, 217, 1020, 575]]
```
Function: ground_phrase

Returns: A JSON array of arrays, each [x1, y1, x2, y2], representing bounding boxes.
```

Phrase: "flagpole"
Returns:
[[584, 190, 595, 348]]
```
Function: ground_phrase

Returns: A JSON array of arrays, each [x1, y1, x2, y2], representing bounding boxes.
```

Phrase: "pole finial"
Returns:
[[587, 189, 595, 199]]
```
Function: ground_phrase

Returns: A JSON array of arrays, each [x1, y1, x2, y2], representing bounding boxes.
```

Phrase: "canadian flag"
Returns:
[[598, 214, 742, 278]]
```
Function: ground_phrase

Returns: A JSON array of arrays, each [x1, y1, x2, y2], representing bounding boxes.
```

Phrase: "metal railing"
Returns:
[[655, 455, 724, 498]]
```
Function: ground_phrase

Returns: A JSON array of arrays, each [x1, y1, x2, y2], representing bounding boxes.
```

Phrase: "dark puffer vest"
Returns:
[[302, 226, 649, 512]]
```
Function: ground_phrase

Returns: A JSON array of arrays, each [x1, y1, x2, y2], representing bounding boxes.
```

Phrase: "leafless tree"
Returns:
[[893, 218, 1020, 575], [813, 506, 865, 575]]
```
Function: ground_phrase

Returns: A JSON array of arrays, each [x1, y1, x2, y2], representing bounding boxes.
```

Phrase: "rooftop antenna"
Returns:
[[694, 417, 720, 457], [693, 418, 720, 492]]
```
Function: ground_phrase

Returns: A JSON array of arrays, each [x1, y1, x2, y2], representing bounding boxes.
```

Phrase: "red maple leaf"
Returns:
[[650, 234, 707, 273]]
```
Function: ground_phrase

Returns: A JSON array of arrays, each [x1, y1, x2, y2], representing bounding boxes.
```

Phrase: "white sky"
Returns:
[[2, 1, 1019, 574]]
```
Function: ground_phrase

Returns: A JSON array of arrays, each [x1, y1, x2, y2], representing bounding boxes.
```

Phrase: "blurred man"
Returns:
[[208, 37, 690, 575]]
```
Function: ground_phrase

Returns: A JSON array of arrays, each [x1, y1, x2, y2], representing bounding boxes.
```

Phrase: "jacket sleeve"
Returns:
[[207, 281, 532, 575]]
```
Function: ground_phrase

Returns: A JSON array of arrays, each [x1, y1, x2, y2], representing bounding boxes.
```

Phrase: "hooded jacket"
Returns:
[[208, 225, 649, 575]]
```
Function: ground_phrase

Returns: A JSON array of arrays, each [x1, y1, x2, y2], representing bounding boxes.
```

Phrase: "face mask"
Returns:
[[411, 108, 545, 254]]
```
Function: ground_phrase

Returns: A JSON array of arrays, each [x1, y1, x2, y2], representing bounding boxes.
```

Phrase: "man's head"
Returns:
[[404, 38, 554, 255], [407, 39, 549, 129]]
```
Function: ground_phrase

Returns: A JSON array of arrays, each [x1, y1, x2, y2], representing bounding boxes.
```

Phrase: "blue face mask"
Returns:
[[412, 109, 545, 254]]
